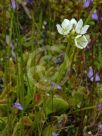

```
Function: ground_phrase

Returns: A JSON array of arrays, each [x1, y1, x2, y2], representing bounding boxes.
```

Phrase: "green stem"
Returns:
[[56, 43, 76, 83]]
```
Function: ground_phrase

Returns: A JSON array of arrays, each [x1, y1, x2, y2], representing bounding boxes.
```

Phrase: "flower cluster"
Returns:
[[56, 18, 90, 49], [51, 82, 62, 91], [87, 67, 100, 82], [83, 0, 100, 21]]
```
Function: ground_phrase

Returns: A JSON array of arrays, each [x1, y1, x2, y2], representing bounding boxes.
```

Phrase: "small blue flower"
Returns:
[[57, 85, 62, 90], [51, 82, 62, 91], [11, 0, 16, 9], [13, 102, 23, 110], [51, 82, 56, 86], [97, 102, 102, 110], [87, 67, 100, 82], [98, 125, 102, 134], [83, 0, 93, 8], [26, 0, 33, 4], [92, 11, 99, 21], [52, 132, 58, 136]]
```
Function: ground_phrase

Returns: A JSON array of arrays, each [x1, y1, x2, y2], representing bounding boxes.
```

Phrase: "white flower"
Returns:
[[56, 18, 90, 49], [75, 19, 90, 35], [75, 35, 89, 49], [56, 19, 72, 35], [73, 19, 90, 49]]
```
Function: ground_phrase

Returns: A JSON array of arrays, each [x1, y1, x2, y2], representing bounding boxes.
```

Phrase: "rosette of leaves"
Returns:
[[26, 45, 71, 91]]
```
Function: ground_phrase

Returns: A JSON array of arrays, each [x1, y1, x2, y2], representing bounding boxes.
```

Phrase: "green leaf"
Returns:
[[0, 117, 7, 131], [69, 87, 85, 107], [42, 125, 56, 136], [44, 95, 69, 115]]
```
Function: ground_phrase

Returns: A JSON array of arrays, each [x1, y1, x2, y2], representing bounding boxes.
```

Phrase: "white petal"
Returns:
[[70, 18, 77, 26], [80, 25, 90, 34], [75, 35, 88, 49], [56, 24, 63, 35], [75, 19, 83, 34], [62, 19, 72, 35], [85, 34, 90, 41], [63, 28, 71, 35], [64, 21, 72, 33], [62, 19, 70, 29]]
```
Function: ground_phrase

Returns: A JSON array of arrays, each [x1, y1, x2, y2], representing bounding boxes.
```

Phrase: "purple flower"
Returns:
[[27, 0, 33, 4], [83, 0, 93, 8], [97, 102, 102, 110], [92, 11, 99, 21], [52, 132, 58, 136], [13, 102, 23, 110], [11, 0, 16, 9], [57, 85, 62, 90], [51, 82, 62, 90], [87, 67, 100, 82], [98, 125, 102, 134], [51, 82, 56, 86]]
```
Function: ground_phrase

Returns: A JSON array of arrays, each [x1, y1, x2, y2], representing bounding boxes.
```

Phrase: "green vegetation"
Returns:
[[0, 0, 102, 136]]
